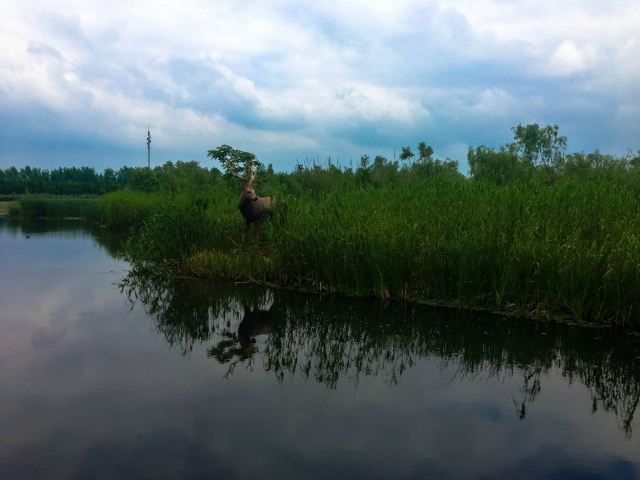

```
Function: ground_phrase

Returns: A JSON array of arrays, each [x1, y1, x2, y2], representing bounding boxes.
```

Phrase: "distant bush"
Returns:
[[17, 195, 100, 220], [468, 146, 535, 184], [95, 190, 164, 231]]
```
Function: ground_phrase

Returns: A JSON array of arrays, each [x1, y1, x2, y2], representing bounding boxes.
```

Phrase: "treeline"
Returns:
[[0, 165, 126, 194], [0, 161, 222, 195], [469, 124, 640, 186], [3, 123, 640, 197]]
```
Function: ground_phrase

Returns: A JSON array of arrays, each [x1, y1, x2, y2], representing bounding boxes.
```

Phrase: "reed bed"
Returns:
[[16, 172, 640, 326], [124, 174, 640, 326], [14, 191, 166, 231], [16, 195, 101, 220], [0, 201, 14, 217]]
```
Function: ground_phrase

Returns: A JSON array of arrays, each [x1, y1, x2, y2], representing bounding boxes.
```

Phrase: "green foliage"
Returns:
[[17, 195, 100, 220], [15, 191, 166, 232], [126, 197, 202, 267], [0, 201, 16, 217], [0, 166, 130, 195], [14, 157, 640, 325], [207, 144, 262, 182], [468, 146, 534, 184], [153, 161, 224, 193], [0, 162, 225, 196], [8, 126, 640, 326], [129, 168, 159, 192], [114, 164, 640, 326], [417, 142, 434, 162], [399, 146, 414, 161], [510, 123, 567, 169], [95, 190, 165, 231]]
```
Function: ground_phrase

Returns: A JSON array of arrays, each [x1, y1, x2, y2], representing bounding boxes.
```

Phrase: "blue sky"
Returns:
[[1, 0, 639, 172]]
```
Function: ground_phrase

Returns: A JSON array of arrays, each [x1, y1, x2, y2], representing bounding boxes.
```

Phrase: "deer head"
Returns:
[[240, 183, 259, 203]]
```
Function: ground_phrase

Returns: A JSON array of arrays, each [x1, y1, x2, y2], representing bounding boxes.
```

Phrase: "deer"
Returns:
[[207, 297, 279, 378], [208, 145, 286, 244]]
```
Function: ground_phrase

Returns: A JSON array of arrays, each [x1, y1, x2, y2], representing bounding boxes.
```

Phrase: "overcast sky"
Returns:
[[1, 0, 639, 171]]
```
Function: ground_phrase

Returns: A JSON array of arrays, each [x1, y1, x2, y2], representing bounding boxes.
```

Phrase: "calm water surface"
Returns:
[[1, 220, 639, 479]]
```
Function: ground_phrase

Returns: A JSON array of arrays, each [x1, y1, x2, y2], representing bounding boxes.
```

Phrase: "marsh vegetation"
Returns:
[[6, 124, 640, 325]]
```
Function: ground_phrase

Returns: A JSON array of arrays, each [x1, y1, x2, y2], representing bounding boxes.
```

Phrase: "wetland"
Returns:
[[1, 219, 639, 479]]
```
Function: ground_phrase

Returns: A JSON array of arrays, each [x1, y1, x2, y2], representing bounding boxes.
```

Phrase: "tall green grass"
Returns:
[[123, 174, 640, 326], [15, 174, 640, 326], [0, 201, 15, 217], [15, 191, 165, 232], [95, 190, 165, 231], [17, 195, 101, 220], [276, 178, 640, 324]]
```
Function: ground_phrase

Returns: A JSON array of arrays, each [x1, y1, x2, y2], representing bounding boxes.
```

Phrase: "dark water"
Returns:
[[1, 220, 639, 479]]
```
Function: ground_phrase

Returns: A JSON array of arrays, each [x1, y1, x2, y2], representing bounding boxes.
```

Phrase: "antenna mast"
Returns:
[[146, 126, 151, 169]]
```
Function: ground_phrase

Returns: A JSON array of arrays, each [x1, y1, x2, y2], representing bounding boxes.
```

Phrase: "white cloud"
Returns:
[[548, 41, 588, 77], [472, 88, 518, 116], [0, 0, 639, 168]]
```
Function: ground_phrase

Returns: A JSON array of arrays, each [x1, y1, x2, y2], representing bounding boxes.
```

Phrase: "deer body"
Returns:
[[207, 301, 280, 376], [239, 184, 284, 243], [237, 307, 274, 353]]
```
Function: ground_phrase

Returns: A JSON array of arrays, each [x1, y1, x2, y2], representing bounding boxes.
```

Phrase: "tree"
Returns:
[[510, 123, 567, 169], [399, 146, 414, 162], [417, 142, 434, 163], [207, 145, 261, 183], [468, 146, 533, 185], [130, 168, 159, 192]]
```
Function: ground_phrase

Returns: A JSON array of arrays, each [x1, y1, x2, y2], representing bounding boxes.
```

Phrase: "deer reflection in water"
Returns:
[[207, 298, 278, 378]]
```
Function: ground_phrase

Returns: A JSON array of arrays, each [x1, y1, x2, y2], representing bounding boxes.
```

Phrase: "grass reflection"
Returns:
[[120, 270, 640, 436]]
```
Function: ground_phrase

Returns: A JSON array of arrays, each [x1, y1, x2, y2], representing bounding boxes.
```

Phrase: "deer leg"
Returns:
[[255, 222, 261, 245], [242, 221, 250, 244]]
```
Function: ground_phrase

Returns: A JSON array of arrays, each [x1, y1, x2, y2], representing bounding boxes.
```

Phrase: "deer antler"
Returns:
[[247, 163, 257, 184]]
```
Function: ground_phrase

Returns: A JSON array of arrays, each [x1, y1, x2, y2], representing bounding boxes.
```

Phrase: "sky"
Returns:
[[1, 0, 639, 172]]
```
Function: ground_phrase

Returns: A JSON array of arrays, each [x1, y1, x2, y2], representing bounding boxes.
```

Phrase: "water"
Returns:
[[1, 220, 639, 479]]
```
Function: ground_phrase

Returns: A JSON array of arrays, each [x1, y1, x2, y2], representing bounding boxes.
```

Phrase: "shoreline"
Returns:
[[150, 251, 633, 331]]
